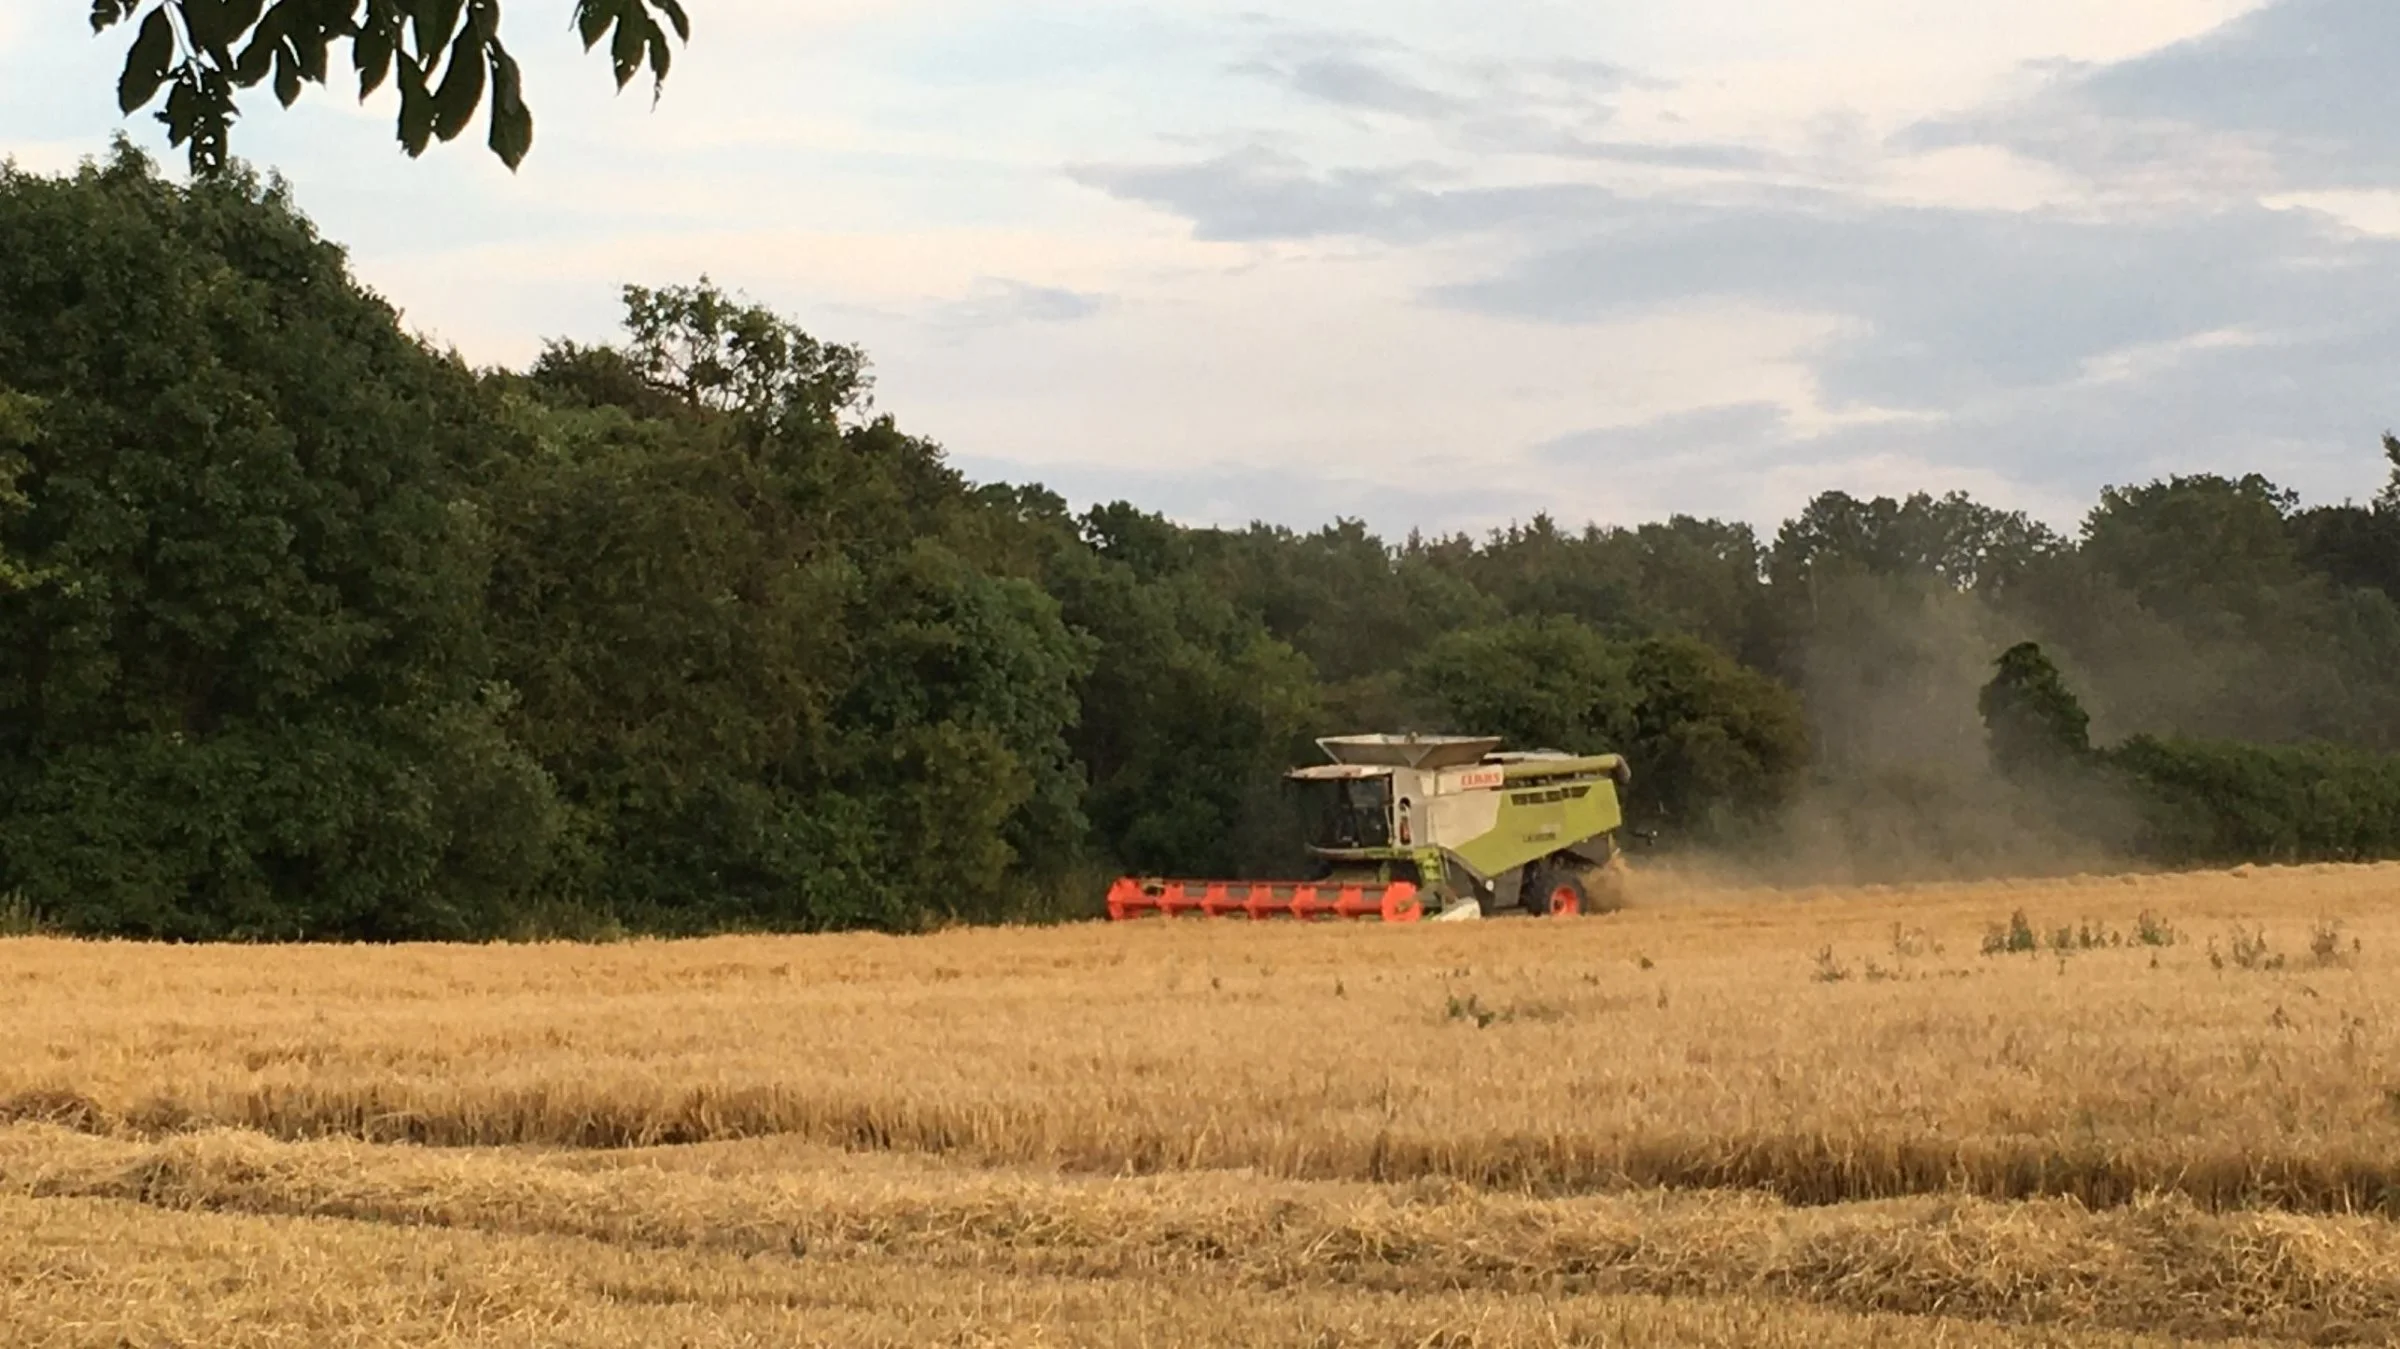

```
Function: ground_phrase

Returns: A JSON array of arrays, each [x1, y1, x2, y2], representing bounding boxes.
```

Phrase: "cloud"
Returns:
[[1535, 403, 1794, 467], [1551, 139, 1779, 172], [1072, 9, 2400, 516], [1441, 198, 2398, 404], [1218, 23, 1760, 181], [1240, 51, 1465, 121], [1067, 147, 1490, 243], [2078, 0, 2399, 152], [1072, 129, 2399, 418], [932, 279, 1113, 333], [1908, 0, 2400, 194]]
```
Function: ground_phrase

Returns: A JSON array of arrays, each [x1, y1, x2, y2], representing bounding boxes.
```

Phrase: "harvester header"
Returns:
[[1107, 733, 1632, 923]]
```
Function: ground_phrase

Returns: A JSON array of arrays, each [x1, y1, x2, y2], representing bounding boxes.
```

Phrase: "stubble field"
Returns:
[[3, 861, 2399, 1346]]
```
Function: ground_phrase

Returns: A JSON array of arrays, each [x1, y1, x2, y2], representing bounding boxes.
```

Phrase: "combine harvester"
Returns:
[[1107, 734, 1633, 924]]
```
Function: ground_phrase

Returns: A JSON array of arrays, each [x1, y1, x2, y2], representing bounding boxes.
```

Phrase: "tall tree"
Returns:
[[490, 282, 1090, 930], [0, 145, 560, 938], [1770, 490, 2062, 598], [2078, 473, 2304, 631], [1621, 634, 1808, 834], [1407, 618, 1636, 758], [2293, 435, 2400, 606], [1978, 641, 2092, 778]]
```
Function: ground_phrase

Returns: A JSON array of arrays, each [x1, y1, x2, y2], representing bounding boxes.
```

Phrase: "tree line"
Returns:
[[3, 149, 2397, 938]]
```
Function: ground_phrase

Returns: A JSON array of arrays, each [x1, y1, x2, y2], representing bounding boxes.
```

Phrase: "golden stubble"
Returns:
[[1, 861, 2396, 1345]]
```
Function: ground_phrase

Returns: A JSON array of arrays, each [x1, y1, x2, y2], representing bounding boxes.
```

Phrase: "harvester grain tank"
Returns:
[[1106, 734, 1633, 922]]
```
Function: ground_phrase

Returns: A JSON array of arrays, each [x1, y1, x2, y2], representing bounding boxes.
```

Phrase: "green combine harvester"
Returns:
[[1107, 734, 1633, 923]]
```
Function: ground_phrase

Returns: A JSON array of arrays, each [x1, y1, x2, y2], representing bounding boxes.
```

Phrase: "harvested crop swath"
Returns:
[[3, 1125, 2396, 1343]]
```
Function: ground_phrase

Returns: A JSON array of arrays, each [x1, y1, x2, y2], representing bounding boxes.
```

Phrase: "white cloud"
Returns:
[[2265, 190, 2400, 238], [2073, 327, 2270, 387]]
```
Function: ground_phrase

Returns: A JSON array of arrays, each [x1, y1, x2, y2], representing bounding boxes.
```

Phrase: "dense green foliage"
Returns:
[[3, 150, 2397, 937], [2111, 736, 2400, 865], [1980, 643, 2400, 868], [1977, 642, 2092, 777], [93, 0, 690, 174], [1403, 619, 1806, 833], [0, 150, 558, 938]]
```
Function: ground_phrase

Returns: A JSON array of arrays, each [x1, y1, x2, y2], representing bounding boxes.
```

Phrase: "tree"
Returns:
[[0, 145, 560, 938], [1770, 490, 2062, 597], [1431, 513, 1644, 636], [613, 279, 870, 421], [1620, 516, 1771, 659], [2296, 435, 2400, 606], [1407, 618, 1636, 757], [2054, 470, 2400, 748], [0, 390, 39, 594], [1203, 518, 1497, 686], [1977, 642, 2092, 778], [93, 0, 691, 175], [1621, 635, 1808, 833], [1044, 535, 1320, 880], [491, 283, 1091, 931], [2079, 474, 2303, 630]]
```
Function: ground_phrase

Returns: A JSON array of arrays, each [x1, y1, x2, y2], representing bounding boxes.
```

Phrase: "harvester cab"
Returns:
[[1107, 734, 1634, 923]]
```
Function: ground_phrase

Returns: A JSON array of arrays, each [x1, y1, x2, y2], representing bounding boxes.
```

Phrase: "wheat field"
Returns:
[[3, 861, 2398, 1345]]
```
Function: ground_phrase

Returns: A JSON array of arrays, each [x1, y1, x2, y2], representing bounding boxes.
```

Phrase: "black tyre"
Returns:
[[1523, 867, 1590, 917]]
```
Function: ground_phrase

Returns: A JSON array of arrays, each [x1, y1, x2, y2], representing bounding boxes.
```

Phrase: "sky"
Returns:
[[5, 0, 2397, 537]]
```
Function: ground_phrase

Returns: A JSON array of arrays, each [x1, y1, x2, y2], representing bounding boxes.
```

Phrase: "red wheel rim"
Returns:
[[1550, 885, 1580, 917]]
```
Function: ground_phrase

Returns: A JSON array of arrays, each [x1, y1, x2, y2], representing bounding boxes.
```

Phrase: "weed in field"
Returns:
[[1441, 991, 1559, 1028], [2135, 910, 2180, 947], [1444, 992, 1497, 1028], [2225, 927, 2285, 972], [2309, 919, 2346, 967], [1888, 924, 1939, 959], [1981, 909, 2038, 956]]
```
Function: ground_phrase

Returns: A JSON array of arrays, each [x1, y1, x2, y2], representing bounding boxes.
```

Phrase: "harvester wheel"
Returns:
[[1524, 868, 1588, 917]]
